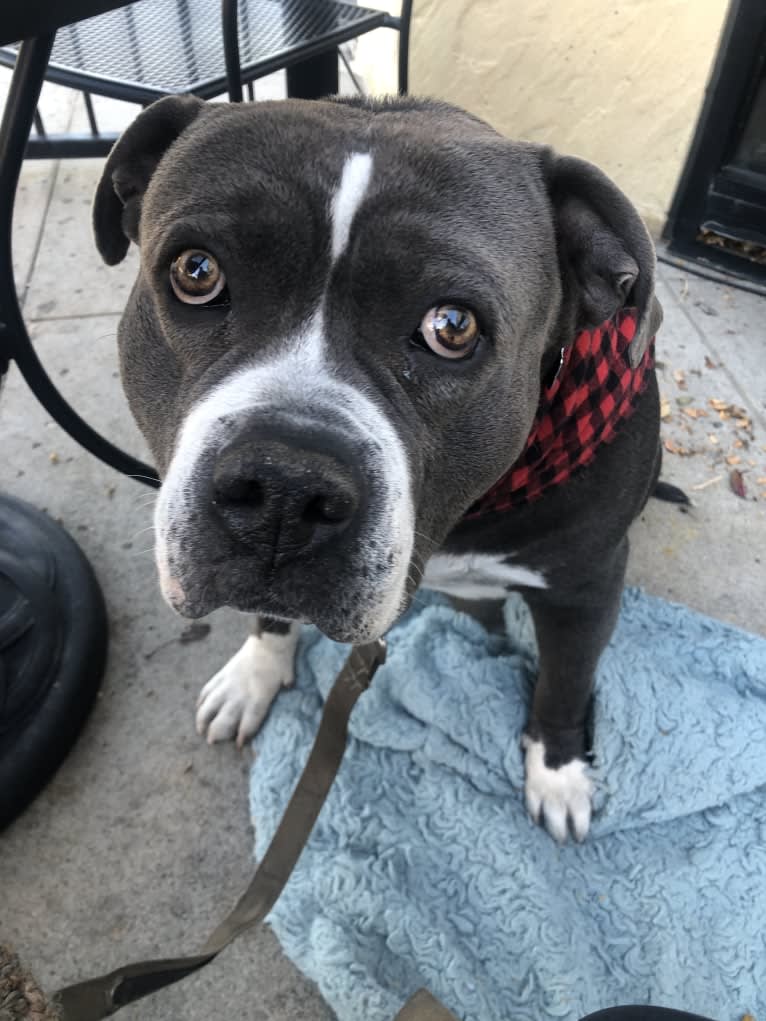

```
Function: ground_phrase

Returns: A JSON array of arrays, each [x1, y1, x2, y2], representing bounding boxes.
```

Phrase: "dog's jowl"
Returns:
[[94, 94, 663, 842]]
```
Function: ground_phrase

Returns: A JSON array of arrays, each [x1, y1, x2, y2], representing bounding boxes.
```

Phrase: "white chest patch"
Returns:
[[330, 151, 373, 260], [422, 552, 547, 600]]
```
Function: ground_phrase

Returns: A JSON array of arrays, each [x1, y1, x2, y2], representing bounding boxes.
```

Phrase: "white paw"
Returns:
[[522, 735, 593, 843], [196, 625, 299, 747]]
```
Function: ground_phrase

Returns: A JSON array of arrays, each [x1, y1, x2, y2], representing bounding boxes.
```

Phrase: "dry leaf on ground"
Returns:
[[664, 439, 694, 456], [729, 469, 747, 498]]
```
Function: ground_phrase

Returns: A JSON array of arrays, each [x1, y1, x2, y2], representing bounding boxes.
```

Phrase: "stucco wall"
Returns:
[[355, 0, 729, 236]]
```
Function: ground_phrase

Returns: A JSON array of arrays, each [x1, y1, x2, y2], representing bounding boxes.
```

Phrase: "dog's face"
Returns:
[[94, 95, 659, 643]]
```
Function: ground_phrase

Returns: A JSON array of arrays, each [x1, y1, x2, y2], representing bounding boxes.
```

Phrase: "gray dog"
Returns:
[[94, 94, 665, 843]]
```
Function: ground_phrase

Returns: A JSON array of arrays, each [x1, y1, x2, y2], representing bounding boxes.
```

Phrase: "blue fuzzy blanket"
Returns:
[[250, 589, 766, 1021]]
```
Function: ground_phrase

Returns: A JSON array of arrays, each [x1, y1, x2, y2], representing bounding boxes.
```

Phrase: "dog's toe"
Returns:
[[235, 697, 273, 748], [522, 735, 593, 842], [197, 684, 246, 744]]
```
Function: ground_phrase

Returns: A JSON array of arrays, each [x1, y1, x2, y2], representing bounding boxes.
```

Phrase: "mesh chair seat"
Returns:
[[0, 0, 392, 103]]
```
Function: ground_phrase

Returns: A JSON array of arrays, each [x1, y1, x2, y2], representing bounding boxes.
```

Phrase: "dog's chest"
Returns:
[[422, 552, 546, 600]]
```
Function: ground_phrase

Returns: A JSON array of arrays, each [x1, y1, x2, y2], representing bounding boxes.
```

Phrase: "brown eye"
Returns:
[[416, 305, 480, 360], [170, 249, 226, 305]]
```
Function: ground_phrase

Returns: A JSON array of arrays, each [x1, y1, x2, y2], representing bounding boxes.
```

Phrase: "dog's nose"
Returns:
[[212, 431, 361, 558]]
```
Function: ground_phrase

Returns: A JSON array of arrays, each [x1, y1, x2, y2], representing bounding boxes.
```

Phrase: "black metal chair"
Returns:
[[1, 0, 412, 160]]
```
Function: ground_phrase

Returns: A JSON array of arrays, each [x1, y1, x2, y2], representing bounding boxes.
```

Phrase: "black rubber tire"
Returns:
[[0, 492, 108, 829]]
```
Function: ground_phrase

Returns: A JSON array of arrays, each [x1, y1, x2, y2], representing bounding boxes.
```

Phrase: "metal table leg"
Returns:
[[0, 36, 159, 488], [286, 50, 339, 99]]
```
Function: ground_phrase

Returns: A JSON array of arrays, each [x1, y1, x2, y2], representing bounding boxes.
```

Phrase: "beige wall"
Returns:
[[355, 0, 729, 236]]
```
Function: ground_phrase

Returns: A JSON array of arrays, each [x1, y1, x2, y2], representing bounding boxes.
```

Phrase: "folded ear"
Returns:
[[546, 153, 662, 368], [93, 94, 206, 266]]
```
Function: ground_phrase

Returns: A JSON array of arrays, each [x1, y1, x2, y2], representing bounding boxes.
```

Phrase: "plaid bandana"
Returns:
[[464, 307, 654, 519]]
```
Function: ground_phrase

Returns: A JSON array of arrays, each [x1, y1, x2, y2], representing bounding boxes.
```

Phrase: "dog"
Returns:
[[93, 93, 665, 843]]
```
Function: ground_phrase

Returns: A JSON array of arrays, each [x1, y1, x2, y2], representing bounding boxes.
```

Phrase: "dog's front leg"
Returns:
[[520, 540, 628, 842], [196, 617, 300, 747]]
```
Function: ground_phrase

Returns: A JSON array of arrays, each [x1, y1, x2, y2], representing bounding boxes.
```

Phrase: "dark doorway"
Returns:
[[665, 0, 766, 284]]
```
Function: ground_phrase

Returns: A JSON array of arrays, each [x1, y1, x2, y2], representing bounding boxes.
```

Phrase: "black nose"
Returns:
[[212, 429, 361, 559]]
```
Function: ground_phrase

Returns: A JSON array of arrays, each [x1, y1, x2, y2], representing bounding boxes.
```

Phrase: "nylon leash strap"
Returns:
[[51, 640, 458, 1021]]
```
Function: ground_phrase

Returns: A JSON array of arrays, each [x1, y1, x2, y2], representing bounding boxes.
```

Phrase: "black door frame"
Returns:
[[664, 0, 766, 282]]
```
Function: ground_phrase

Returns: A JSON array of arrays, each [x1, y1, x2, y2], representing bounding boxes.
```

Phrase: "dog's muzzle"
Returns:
[[154, 399, 414, 643]]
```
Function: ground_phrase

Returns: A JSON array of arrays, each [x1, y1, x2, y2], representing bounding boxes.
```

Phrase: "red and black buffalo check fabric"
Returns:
[[465, 307, 654, 519]]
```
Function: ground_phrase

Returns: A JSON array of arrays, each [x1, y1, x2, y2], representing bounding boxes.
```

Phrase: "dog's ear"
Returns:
[[546, 153, 662, 367], [93, 94, 206, 266]]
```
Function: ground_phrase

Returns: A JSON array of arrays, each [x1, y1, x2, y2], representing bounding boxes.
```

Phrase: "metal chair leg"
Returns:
[[0, 36, 159, 487], [221, 0, 244, 102], [83, 90, 99, 135], [398, 0, 412, 95], [286, 51, 339, 98], [339, 45, 364, 95]]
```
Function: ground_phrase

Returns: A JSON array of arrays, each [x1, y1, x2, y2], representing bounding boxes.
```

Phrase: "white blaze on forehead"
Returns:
[[330, 151, 373, 260]]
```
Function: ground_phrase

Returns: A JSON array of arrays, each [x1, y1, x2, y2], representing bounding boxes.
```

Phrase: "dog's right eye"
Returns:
[[412, 305, 481, 360], [170, 250, 227, 305]]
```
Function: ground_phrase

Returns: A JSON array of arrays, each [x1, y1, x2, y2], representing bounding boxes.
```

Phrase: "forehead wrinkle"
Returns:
[[143, 210, 243, 271], [147, 180, 295, 234], [144, 163, 307, 240]]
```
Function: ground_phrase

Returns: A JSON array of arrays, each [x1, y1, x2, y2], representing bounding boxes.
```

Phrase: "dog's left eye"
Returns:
[[170, 249, 227, 305], [412, 305, 480, 360]]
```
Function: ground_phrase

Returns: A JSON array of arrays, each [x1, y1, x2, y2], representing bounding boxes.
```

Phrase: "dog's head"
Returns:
[[94, 94, 660, 642]]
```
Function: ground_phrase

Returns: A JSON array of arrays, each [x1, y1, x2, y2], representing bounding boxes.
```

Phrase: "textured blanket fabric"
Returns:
[[249, 589, 766, 1021]]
